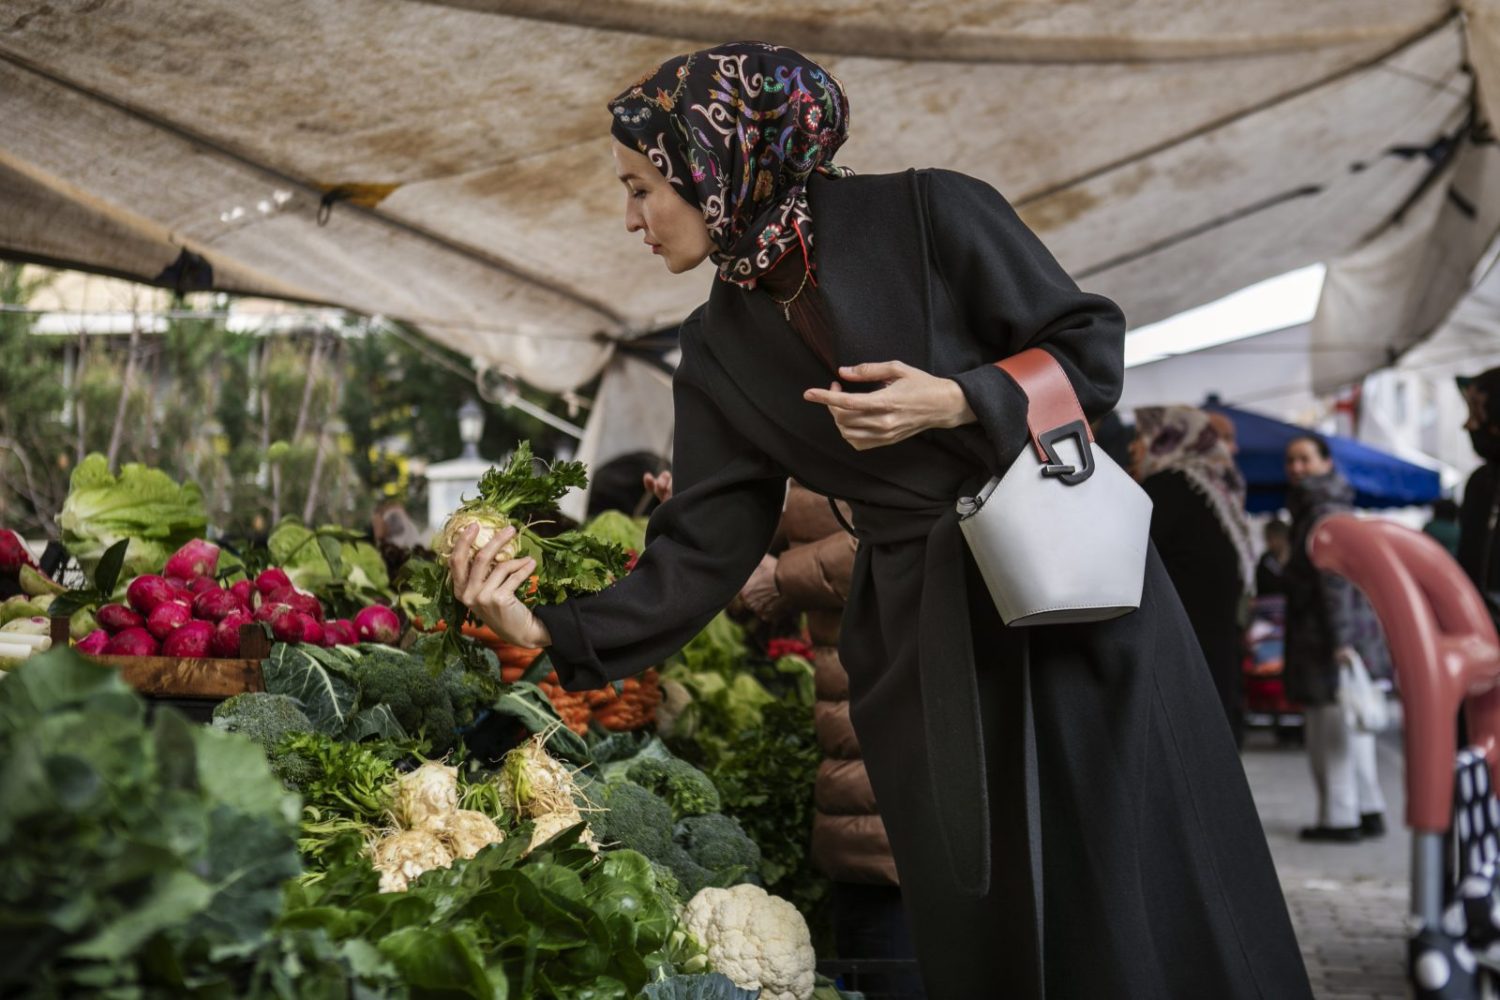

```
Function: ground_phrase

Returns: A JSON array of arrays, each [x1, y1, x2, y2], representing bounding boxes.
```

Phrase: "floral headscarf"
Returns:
[[1135, 405, 1257, 592], [609, 41, 854, 287]]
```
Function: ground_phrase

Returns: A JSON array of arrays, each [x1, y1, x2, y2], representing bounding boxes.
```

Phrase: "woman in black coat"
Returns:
[[1132, 406, 1256, 746], [450, 42, 1309, 998]]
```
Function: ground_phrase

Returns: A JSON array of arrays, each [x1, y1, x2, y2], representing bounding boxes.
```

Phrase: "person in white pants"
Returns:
[[1282, 434, 1393, 842], [1303, 703, 1387, 834]]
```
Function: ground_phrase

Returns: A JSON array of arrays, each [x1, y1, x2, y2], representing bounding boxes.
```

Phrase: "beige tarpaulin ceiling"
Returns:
[[3, 0, 1500, 397]]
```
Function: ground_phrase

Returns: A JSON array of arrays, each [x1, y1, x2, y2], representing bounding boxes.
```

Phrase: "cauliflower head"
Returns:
[[681, 884, 816, 1000]]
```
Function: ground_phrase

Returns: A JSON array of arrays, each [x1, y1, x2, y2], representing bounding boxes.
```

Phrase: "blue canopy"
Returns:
[[1204, 402, 1442, 513]]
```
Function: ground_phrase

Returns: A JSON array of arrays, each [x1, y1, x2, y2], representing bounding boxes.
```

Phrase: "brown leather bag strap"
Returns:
[[996, 348, 1093, 462]]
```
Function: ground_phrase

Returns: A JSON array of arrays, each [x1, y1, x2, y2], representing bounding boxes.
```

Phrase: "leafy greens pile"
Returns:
[[57, 453, 208, 580], [0, 650, 301, 997]]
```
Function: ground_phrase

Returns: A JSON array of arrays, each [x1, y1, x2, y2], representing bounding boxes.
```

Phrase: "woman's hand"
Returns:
[[739, 554, 781, 619], [448, 523, 552, 648], [642, 470, 674, 503], [803, 362, 976, 451]]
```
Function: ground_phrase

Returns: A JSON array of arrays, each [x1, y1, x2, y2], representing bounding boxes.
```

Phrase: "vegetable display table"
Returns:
[[49, 616, 267, 707]]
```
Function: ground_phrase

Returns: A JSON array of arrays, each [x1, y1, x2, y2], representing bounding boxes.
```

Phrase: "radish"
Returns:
[[270, 609, 315, 644], [255, 567, 291, 595], [302, 617, 327, 646], [126, 575, 178, 615], [267, 585, 324, 622], [146, 601, 192, 640], [76, 629, 110, 654], [190, 576, 220, 596], [162, 621, 214, 657], [193, 589, 243, 622], [164, 539, 220, 580], [97, 603, 146, 633], [324, 619, 356, 645], [355, 605, 401, 644], [211, 611, 253, 657], [253, 601, 291, 624], [104, 627, 159, 656], [229, 579, 254, 608]]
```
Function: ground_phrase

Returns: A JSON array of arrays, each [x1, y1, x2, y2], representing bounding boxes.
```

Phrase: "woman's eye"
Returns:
[[632, 190, 647, 200]]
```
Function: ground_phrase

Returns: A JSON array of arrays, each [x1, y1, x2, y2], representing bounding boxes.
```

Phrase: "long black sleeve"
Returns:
[[534, 324, 786, 691], [923, 169, 1126, 470]]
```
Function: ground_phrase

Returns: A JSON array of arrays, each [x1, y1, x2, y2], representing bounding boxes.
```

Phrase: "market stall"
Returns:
[[0, 448, 850, 1000]]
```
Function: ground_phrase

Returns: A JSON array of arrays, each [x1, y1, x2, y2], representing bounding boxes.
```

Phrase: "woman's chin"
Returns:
[[661, 253, 709, 275]]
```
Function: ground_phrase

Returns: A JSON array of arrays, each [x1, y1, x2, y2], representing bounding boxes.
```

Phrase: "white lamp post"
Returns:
[[425, 399, 494, 536], [457, 398, 484, 460]]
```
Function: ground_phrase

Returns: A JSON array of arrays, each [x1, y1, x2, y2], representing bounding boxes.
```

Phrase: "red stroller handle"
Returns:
[[1308, 514, 1500, 833]]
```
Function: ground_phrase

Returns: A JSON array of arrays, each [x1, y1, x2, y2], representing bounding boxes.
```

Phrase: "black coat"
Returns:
[[1283, 471, 1393, 706], [1143, 470, 1247, 743], [537, 169, 1308, 998], [1459, 462, 1500, 598]]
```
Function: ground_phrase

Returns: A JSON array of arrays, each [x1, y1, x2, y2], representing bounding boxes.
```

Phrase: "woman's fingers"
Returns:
[[803, 386, 884, 410], [838, 361, 908, 383], [475, 556, 536, 609], [458, 534, 521, 605], [448, 522, 481, 591]]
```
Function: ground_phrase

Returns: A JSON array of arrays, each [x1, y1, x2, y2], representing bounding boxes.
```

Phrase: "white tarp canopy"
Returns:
[[3, 1, 1500, 396]]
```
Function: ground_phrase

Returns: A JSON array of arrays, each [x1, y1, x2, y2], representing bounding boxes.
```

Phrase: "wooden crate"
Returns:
[[49, 617, 268, 700]]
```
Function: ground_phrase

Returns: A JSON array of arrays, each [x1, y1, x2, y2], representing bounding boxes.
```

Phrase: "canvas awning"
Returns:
[[3, 1, 1499, 395]]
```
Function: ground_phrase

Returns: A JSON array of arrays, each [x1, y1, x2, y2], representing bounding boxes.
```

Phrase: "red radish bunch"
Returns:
[[75, 538, 403, 658]]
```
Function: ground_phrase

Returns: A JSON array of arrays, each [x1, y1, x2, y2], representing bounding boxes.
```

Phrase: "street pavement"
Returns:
[[1243, 725, 1412, 999]]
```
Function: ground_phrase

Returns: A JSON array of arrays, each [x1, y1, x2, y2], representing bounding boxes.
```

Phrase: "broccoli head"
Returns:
[[267, 744, 320, 791], [674, 813, 762, 886], [440, 656, 502, 729], [627, 756, 721, 821], [353, 648, 456, 752], [595, 780, 711, 896], [211, 692, 313, 754]]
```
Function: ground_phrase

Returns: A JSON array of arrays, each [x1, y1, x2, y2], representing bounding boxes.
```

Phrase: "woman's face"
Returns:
[[1284, 439, 1332, 485], [612, 140, 713, 274]]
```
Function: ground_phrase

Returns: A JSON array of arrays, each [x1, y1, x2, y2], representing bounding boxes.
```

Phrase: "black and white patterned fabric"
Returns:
[[1412, 923, 1482, 999], [1409, 750, 1500, 998], [1457, 750, 1500, 878]]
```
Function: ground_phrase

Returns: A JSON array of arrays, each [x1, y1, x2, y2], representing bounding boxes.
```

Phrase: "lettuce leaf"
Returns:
[[58, 454, 207, 578]]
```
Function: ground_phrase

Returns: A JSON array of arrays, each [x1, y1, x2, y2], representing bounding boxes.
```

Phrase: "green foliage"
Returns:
[[270, 731, 397, 823], [258, 841, 687, 998], [57, 452, 208, 577], [627, 756, 721, 822], [266, 516, 392, 616], [673, 813, 761, 886], [592, 781, 710, 898], [0, 649, 301, 997], [658, 615, 829, 928], [346, 644, 457, 752], [581, 510, 649, 554], [707, 700, 825, 913], [211, 692, 315, 754], [260, 642, 360, 736]]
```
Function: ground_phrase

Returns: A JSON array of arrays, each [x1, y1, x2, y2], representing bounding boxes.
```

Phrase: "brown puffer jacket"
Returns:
[[773, 481, 898, 885]]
